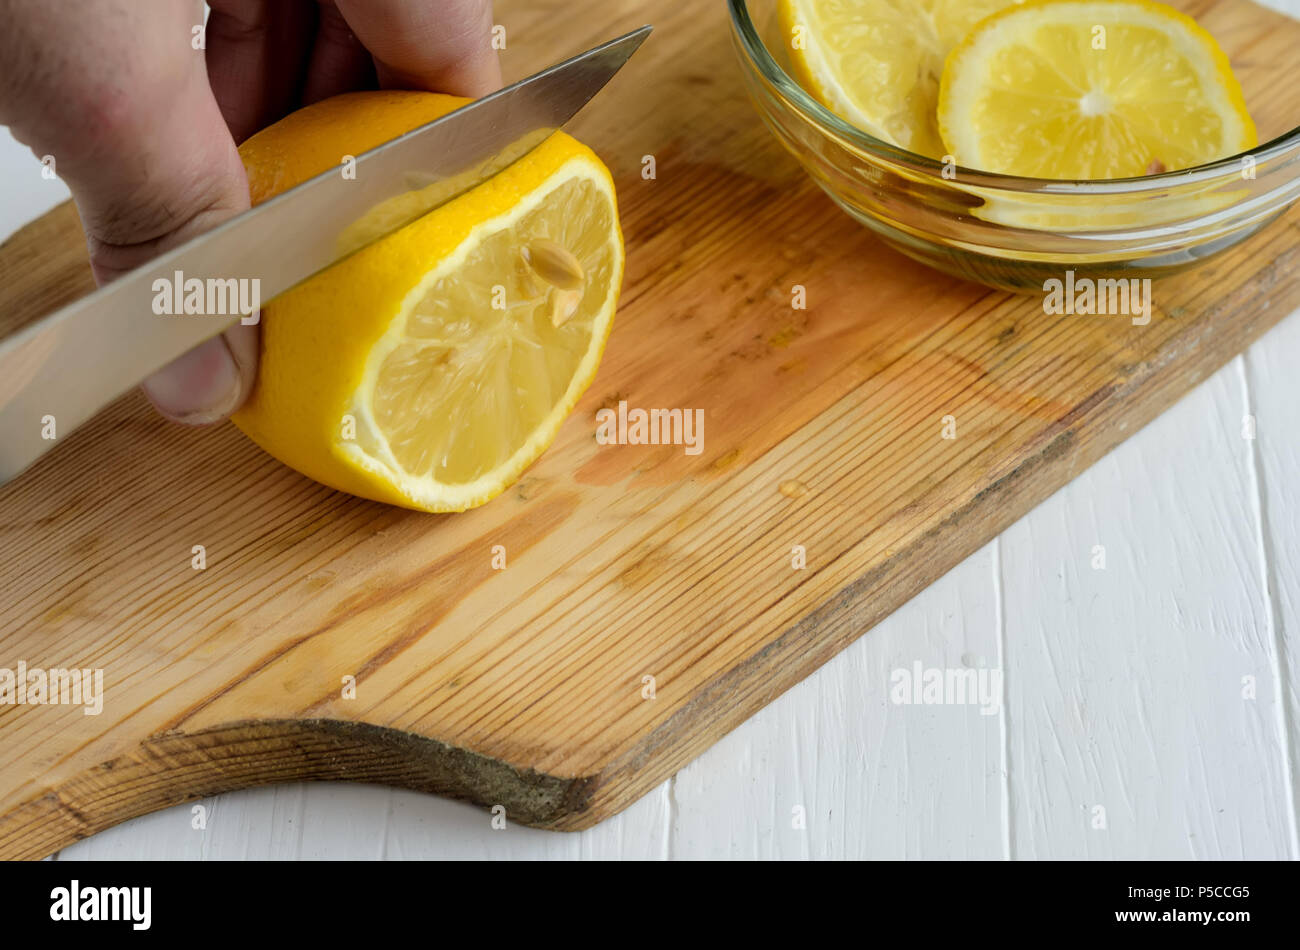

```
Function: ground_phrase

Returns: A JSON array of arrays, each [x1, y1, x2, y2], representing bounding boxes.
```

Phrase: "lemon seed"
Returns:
[[523, 240, 585, 291], [549, 289, 583, 327]]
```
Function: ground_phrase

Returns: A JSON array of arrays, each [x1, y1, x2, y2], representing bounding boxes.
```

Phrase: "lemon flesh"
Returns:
[[353, 168, 619, 505], [232, 92, 623, 513], [781, 0, 1025, 157], [938, 0, 1257, 179]]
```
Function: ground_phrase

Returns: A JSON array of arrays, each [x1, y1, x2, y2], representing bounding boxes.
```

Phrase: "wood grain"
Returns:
[[2, 0, 1300, 859]]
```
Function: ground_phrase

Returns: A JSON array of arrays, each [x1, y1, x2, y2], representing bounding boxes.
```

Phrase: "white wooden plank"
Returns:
[[1242, 312, 1300, 856], [0, 132, 69, 244], [55, 802, 206, 860], [999, 354, 1297, 859], [58, 787, 393, 861], [670, 544, 1005, 859], [1262, 0, 1300, 18], [57, 779, 671, 860], [383, 781, 670, 859]]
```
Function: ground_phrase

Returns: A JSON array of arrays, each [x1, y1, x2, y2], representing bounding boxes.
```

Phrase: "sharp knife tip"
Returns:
[[616, 24, 654, 50]]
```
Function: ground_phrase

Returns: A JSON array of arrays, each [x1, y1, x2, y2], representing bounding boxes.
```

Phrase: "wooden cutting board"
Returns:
[[2, 0, 1298, 859]]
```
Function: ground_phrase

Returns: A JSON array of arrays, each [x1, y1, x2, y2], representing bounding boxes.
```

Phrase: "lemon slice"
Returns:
[[938, 0, 1257, 179], [779, 0, 1025, 157], [232, 93, 623, 513]]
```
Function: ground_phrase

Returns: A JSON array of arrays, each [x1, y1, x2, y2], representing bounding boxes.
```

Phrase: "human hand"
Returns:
[[0, 0, 500, 423]]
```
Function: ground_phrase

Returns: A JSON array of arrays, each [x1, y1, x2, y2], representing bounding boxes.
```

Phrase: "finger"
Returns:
[[333, 0, 502, 97], [66, 45, 257, 424], [78, 36, 259, 424], [123, 85, 259, 426], [205, 0, 319, 143], [140, 324, 257, 425], [0, 0, 258, 424], [301, 1, 377, 104]]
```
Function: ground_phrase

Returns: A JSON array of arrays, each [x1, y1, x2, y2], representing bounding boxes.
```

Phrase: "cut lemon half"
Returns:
[[779, 0, 1025, 157], [232, 92, 624, 513], [938, 0, 1257, 179]]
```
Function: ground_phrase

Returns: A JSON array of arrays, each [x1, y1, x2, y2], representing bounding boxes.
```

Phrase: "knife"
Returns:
[[0, 25, 652, 485]]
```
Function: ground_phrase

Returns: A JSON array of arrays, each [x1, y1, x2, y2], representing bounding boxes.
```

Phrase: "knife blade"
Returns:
[[0, 25, 651, 485]]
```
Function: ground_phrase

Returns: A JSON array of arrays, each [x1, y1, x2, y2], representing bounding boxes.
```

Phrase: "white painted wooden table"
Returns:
[[3, 2, 1298, 858]]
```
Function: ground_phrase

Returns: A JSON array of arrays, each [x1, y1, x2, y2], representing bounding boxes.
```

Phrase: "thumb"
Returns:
[[69, 63, 257, 424]]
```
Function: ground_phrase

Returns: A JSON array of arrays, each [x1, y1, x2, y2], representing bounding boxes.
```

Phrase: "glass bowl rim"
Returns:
[[726, 0, 1300, 195]]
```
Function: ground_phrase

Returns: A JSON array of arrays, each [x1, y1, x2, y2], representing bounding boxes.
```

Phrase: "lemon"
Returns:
[[780, 0, 1025, 157], [938, 0, 1257, 179], [231, 92, 624, 512]]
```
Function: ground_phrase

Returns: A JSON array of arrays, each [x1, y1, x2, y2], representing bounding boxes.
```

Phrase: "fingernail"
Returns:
[[142, 335, 243, 425]]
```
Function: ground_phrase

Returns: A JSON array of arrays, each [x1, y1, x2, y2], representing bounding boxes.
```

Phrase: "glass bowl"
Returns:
[[728, 0, 1300, 292]]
